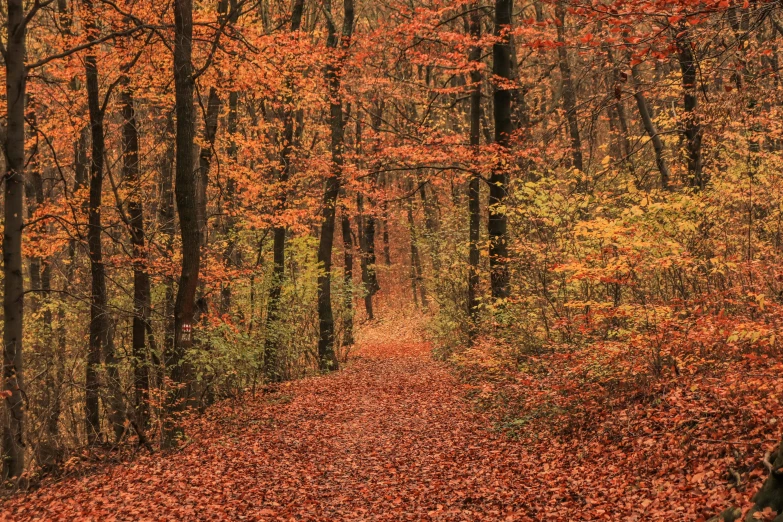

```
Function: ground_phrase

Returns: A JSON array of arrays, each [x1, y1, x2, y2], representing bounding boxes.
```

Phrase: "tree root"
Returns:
[[745, 443, 783, 522]]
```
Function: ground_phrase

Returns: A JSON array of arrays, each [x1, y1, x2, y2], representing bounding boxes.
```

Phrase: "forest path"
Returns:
[[2, 340, 533, 521]]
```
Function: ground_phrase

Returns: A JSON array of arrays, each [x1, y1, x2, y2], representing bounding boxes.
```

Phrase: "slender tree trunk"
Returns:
[[508, 30, 530, 132], [675, 26, 704, 189], [317, 164, 342, 371], [84, 3, 102, 445], [356, 109, 381, 320], [357, 193, 379, 319], [416, 174, 441, 271], [84, 0, 125, 442], [196, 87, 221, 247], [604, 46, 633, 169], [341, 213, 354, 346], [381, 195, 392, 266], [121, 83, 151, 432], [189, 85, 221, 407], [406, 194, 427, 307], [555, 0, 584, 185], [40, 257, 56, 442], [317, 0, 354, 372], [57, 127, 88, 446], [418, 179, 439, 236], [2, 0, 26, 476], [468, 4, 481, 319], [52, 2, 77, 452], [168, 0, 199, 443], [220, 89, 239, 315], [160, 115, 176, 378], [630, 63, 671, 190], [26, 110, 60, 463], [26, 133, 43, 311], [489, 0, 513, 299], [264, 0, 305, 381], [103, 319, 125, 442]]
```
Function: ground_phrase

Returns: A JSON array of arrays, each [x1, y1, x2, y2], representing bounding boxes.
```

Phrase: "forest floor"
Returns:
[[0, 334, 534, 521], [0, 317, 779, 521]]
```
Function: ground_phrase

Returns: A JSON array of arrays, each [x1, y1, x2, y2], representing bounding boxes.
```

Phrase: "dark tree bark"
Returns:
[[416, 174, 441, 272], [160, 115, 176, 374], [508, 29, 530, 133], [83, 1, 102, 445], [102, 320, 125, 442], [738, 443, 783, 522], [630, 63, 671, 190], [604, 46, 633, 170], [26, 108, 59, 466], [40, 254, 56, 452], [357, 193, 379, 320], [357, 196, 371, 318], [341, 212, 354, 346], [264, 0, 305, 381], [357, 107, 381, 320], [26, 126, 43, 313], [168, 0, 199, 442], [418, 179, 439, 236], [2, 0, 26, 477], [489, 0, 513, 299], [53, 0, 80, 447], [555, 0, 584, 185], [675, 26, 704, 189], [381, 194, 392, 266], [317, 0, 354, 372], [196, 87, 221, 247], [406, 193, 427, 308], [467, 3, 481, 319], [84, 0, 125, 443], [121, 82, 151, 432], [56, 126, 88, 448], [220, 88, 239, 315], [364, 214, 379, 302]]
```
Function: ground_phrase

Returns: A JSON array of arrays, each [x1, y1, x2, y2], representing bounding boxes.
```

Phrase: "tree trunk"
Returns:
[[160, 115, 176, 380], [121, 83, 151, 432], [675, 26, 704, 189], [341, 212, 354, 346], [741, 442, 783, 521], [406, 194, 427, 308], [2, 0, 26, 477], [317, 0, 354, 372], [196, 87, 221, 247], [489, 0, 513, 299], [168, 0, 199, 443], [26, 133, 43, 314], [555, 0, 584, 186], [467, 3, 481, 319], [220, 89, 239, 315], [40, 253, 57, 448], [630, 62, 671, 190], [604, 46, 633, 170], [416, 174, 441, 271], [357, 106, 381, 320], [84, 0, 125, 442], [381, 195, 392, 266], [26, 109, 60, 466], [357, 193, 379, 320], [56, 126, 88, 450], [264, 0, 305, 381]]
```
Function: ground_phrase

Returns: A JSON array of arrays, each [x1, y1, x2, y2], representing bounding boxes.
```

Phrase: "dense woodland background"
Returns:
[[2, 0, 783, 517]]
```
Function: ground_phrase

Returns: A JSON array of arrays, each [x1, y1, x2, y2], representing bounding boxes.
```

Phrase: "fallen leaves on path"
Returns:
[[2, 342, 532, 521], [1, 337, 777, 521]]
